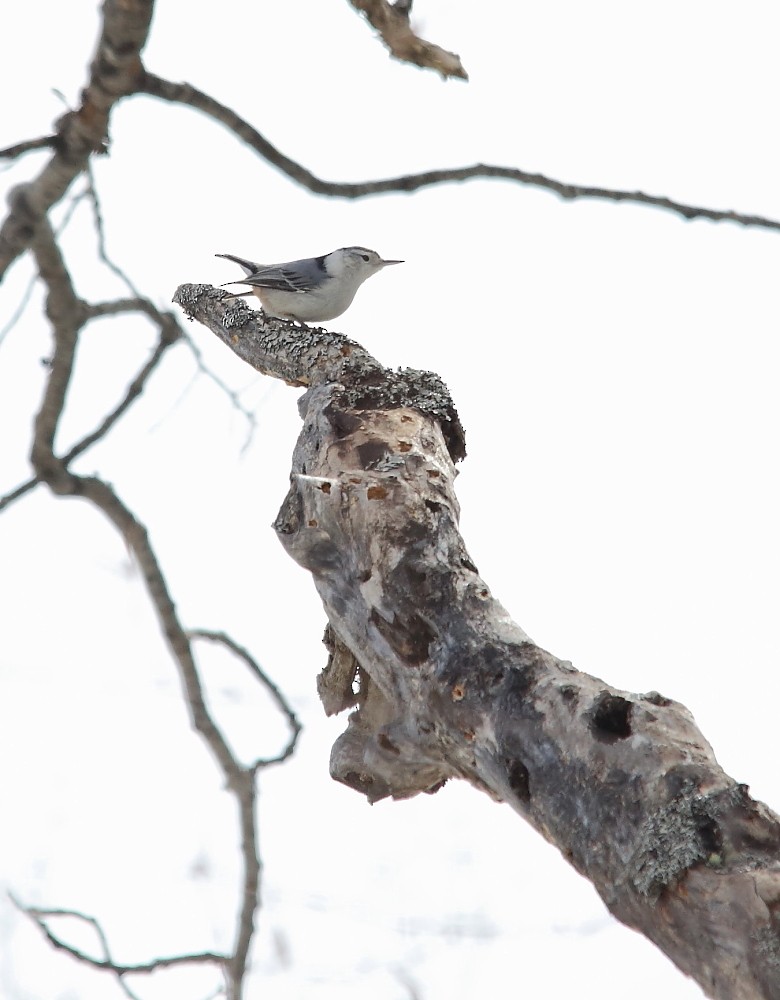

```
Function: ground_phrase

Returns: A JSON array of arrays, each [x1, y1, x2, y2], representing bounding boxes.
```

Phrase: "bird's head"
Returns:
[[325, 247, 403, 282]]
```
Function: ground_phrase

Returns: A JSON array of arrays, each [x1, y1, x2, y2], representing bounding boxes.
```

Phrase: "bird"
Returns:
[[215, 247, 403, 324]]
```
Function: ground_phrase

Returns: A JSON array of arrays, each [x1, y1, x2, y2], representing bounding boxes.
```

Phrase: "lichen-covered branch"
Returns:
[[182, 289, 780, 1000], [173, 283, 466, 461]]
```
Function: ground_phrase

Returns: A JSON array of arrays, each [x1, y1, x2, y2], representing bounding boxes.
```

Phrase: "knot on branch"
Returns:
[[325, 636, 452, 803]]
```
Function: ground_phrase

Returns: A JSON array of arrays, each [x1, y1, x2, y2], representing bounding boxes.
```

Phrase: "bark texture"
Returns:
[[175, 282, 780, 1000]]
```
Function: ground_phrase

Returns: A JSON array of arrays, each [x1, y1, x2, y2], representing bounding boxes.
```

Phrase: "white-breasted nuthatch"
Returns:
[[216, 247, 403, 324]]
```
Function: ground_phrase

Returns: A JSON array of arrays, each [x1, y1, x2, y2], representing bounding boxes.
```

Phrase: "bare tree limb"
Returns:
[[0, 0, 154, 280], [9, 894, 226, 988], [139, 72, 780, 232], [63, 313, 180, 462], [0, 184, 89, 346], [346, 0, 468, 79], [10, 217, 289, 1000], [0, 298, 180, 513], [179, 285, 780, 1000], [25, 470, 256, 1000]]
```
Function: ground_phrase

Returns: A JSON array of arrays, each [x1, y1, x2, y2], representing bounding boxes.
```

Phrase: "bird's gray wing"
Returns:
[[217, 254, 328, 293]]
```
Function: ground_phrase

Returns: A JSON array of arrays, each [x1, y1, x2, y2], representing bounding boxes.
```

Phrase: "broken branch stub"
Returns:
[[175, 281, 780, 1000]]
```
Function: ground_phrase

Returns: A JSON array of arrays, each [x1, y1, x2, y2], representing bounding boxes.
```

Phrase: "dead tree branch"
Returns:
[[0, 0, 154, 280], [2, 216, 296, 1000], [188, 630, 302, 770], [137, 72, 780, 232], [9, 894, 226, 997], [0, 135, 57, 162], [346, 0, 468, 79], [0, 297, 180, 513], [176, 280, 780, 1000]]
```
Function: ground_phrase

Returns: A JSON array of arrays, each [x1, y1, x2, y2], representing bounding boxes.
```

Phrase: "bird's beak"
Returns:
[[381, 259, 403, 266]]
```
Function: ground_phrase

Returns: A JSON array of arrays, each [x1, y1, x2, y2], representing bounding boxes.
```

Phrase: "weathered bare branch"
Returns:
[[0, 0, 154, 280], [346, 0, 468, 79], [11, 217, 291, 1000], [1, 297, 180, 513], [0, 184, 89, 346], [140, 72, 780, 232], [65, 312, 180, 462], [181, 287, 780, 1000], [25, 459, 260, 999]]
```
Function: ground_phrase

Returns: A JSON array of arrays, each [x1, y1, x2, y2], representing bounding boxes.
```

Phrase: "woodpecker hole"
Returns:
[[559, 684, 579, 707], [506, 759, 531, 803], [377, 733, 400, 755], [590, 694, 633, 741]]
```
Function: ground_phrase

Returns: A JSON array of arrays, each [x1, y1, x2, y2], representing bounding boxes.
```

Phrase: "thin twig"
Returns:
[[63, 318, 180, 464], [85, 160, 142, 297], [189, 630, 302, 770], [90, 300, 258, 451], [180, 333, 259, 452], [0, 135, 57, 162], [1, 300, 181, 513], [0, 479, 37, 512], [9, 893, 227, 984], [138, 72, 780, 233]]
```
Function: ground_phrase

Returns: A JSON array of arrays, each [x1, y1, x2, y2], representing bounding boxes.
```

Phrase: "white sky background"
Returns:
[[1, 1, 779, 997]]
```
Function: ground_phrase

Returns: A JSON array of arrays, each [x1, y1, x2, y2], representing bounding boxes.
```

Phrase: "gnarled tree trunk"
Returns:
[[175, 282, 780, 1000]]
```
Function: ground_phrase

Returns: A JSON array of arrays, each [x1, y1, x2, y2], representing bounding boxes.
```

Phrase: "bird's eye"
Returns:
[[361, 254, 370, 262]]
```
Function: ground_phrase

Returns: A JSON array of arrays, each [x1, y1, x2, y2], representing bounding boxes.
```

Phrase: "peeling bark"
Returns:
[[175, 282, 780, 1000]]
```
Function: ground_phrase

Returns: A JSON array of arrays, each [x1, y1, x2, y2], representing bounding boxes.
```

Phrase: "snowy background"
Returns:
[[1, 1, 779, 997]]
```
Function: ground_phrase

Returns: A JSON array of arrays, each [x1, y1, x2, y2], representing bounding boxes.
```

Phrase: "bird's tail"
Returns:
[[215, 252, 261, 276]]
